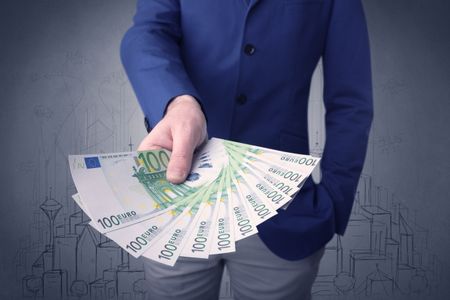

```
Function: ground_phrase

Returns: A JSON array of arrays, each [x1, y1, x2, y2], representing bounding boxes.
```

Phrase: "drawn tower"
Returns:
[[40, 189, 62, 265]]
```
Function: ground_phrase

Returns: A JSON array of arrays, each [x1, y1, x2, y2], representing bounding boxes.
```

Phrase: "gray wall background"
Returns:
[[1, 0, 449, 299]]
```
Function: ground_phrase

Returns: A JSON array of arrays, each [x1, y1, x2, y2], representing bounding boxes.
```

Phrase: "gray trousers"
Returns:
[[143, 234, 325, 300]]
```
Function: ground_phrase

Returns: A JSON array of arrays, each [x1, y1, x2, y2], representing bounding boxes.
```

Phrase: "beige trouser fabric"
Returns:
[[143, 233, 325, 300]]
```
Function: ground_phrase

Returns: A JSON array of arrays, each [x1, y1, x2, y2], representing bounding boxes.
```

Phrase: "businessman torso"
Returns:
[[122, 0, 373, 260]]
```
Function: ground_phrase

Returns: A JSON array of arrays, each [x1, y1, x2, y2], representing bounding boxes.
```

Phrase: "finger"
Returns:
[[137, 142, 162, 151], [194, 130, 209, 154], [137, 127, 172, 152], [166, 129, 196, 184]]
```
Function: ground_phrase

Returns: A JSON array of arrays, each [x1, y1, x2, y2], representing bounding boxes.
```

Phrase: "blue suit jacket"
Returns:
[[120, 0, 373, 260]]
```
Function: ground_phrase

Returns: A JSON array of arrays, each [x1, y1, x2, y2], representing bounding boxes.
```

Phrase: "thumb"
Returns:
[[166, 131, 196, 184]]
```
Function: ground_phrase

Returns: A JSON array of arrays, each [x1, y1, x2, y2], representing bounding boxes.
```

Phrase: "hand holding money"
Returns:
[[138, 94, 207, 184], [69, 138, 321, 266]]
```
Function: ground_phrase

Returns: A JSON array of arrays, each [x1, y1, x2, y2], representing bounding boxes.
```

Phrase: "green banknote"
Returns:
[[69, 137, 321, 266]]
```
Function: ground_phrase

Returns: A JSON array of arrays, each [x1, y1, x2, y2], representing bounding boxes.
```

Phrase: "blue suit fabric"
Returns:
[[120, 0, 374, 260]]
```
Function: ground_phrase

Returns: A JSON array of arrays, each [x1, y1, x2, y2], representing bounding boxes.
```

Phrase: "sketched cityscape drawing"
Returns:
[[10, 55, 449, 300]]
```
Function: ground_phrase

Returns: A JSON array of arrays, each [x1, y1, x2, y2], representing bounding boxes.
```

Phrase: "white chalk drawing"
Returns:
[[11, 57, 449, 300]]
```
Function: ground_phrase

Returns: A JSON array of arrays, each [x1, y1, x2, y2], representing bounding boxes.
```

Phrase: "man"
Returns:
[[120, 0, 373, 299]]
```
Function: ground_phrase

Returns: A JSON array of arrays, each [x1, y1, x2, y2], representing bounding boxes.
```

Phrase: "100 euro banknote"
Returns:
[[68, 137, 321, 266], [68, 141, 226, 233]]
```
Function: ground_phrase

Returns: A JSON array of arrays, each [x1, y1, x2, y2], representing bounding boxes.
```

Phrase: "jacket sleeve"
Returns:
[[120, 0, 204, 130], [319, 0, 374, 235]]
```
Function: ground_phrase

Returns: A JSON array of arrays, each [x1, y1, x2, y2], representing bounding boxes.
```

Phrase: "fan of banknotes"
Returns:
[[69, 137, 320, 266]]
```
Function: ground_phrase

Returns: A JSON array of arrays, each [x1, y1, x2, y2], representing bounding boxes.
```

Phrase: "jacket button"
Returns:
[[236, 94, 247, 105], [244, 44, 256, 56]]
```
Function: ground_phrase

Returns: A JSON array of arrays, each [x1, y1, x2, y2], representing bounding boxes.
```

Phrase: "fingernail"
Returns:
[[168, 169, 186, 183]]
